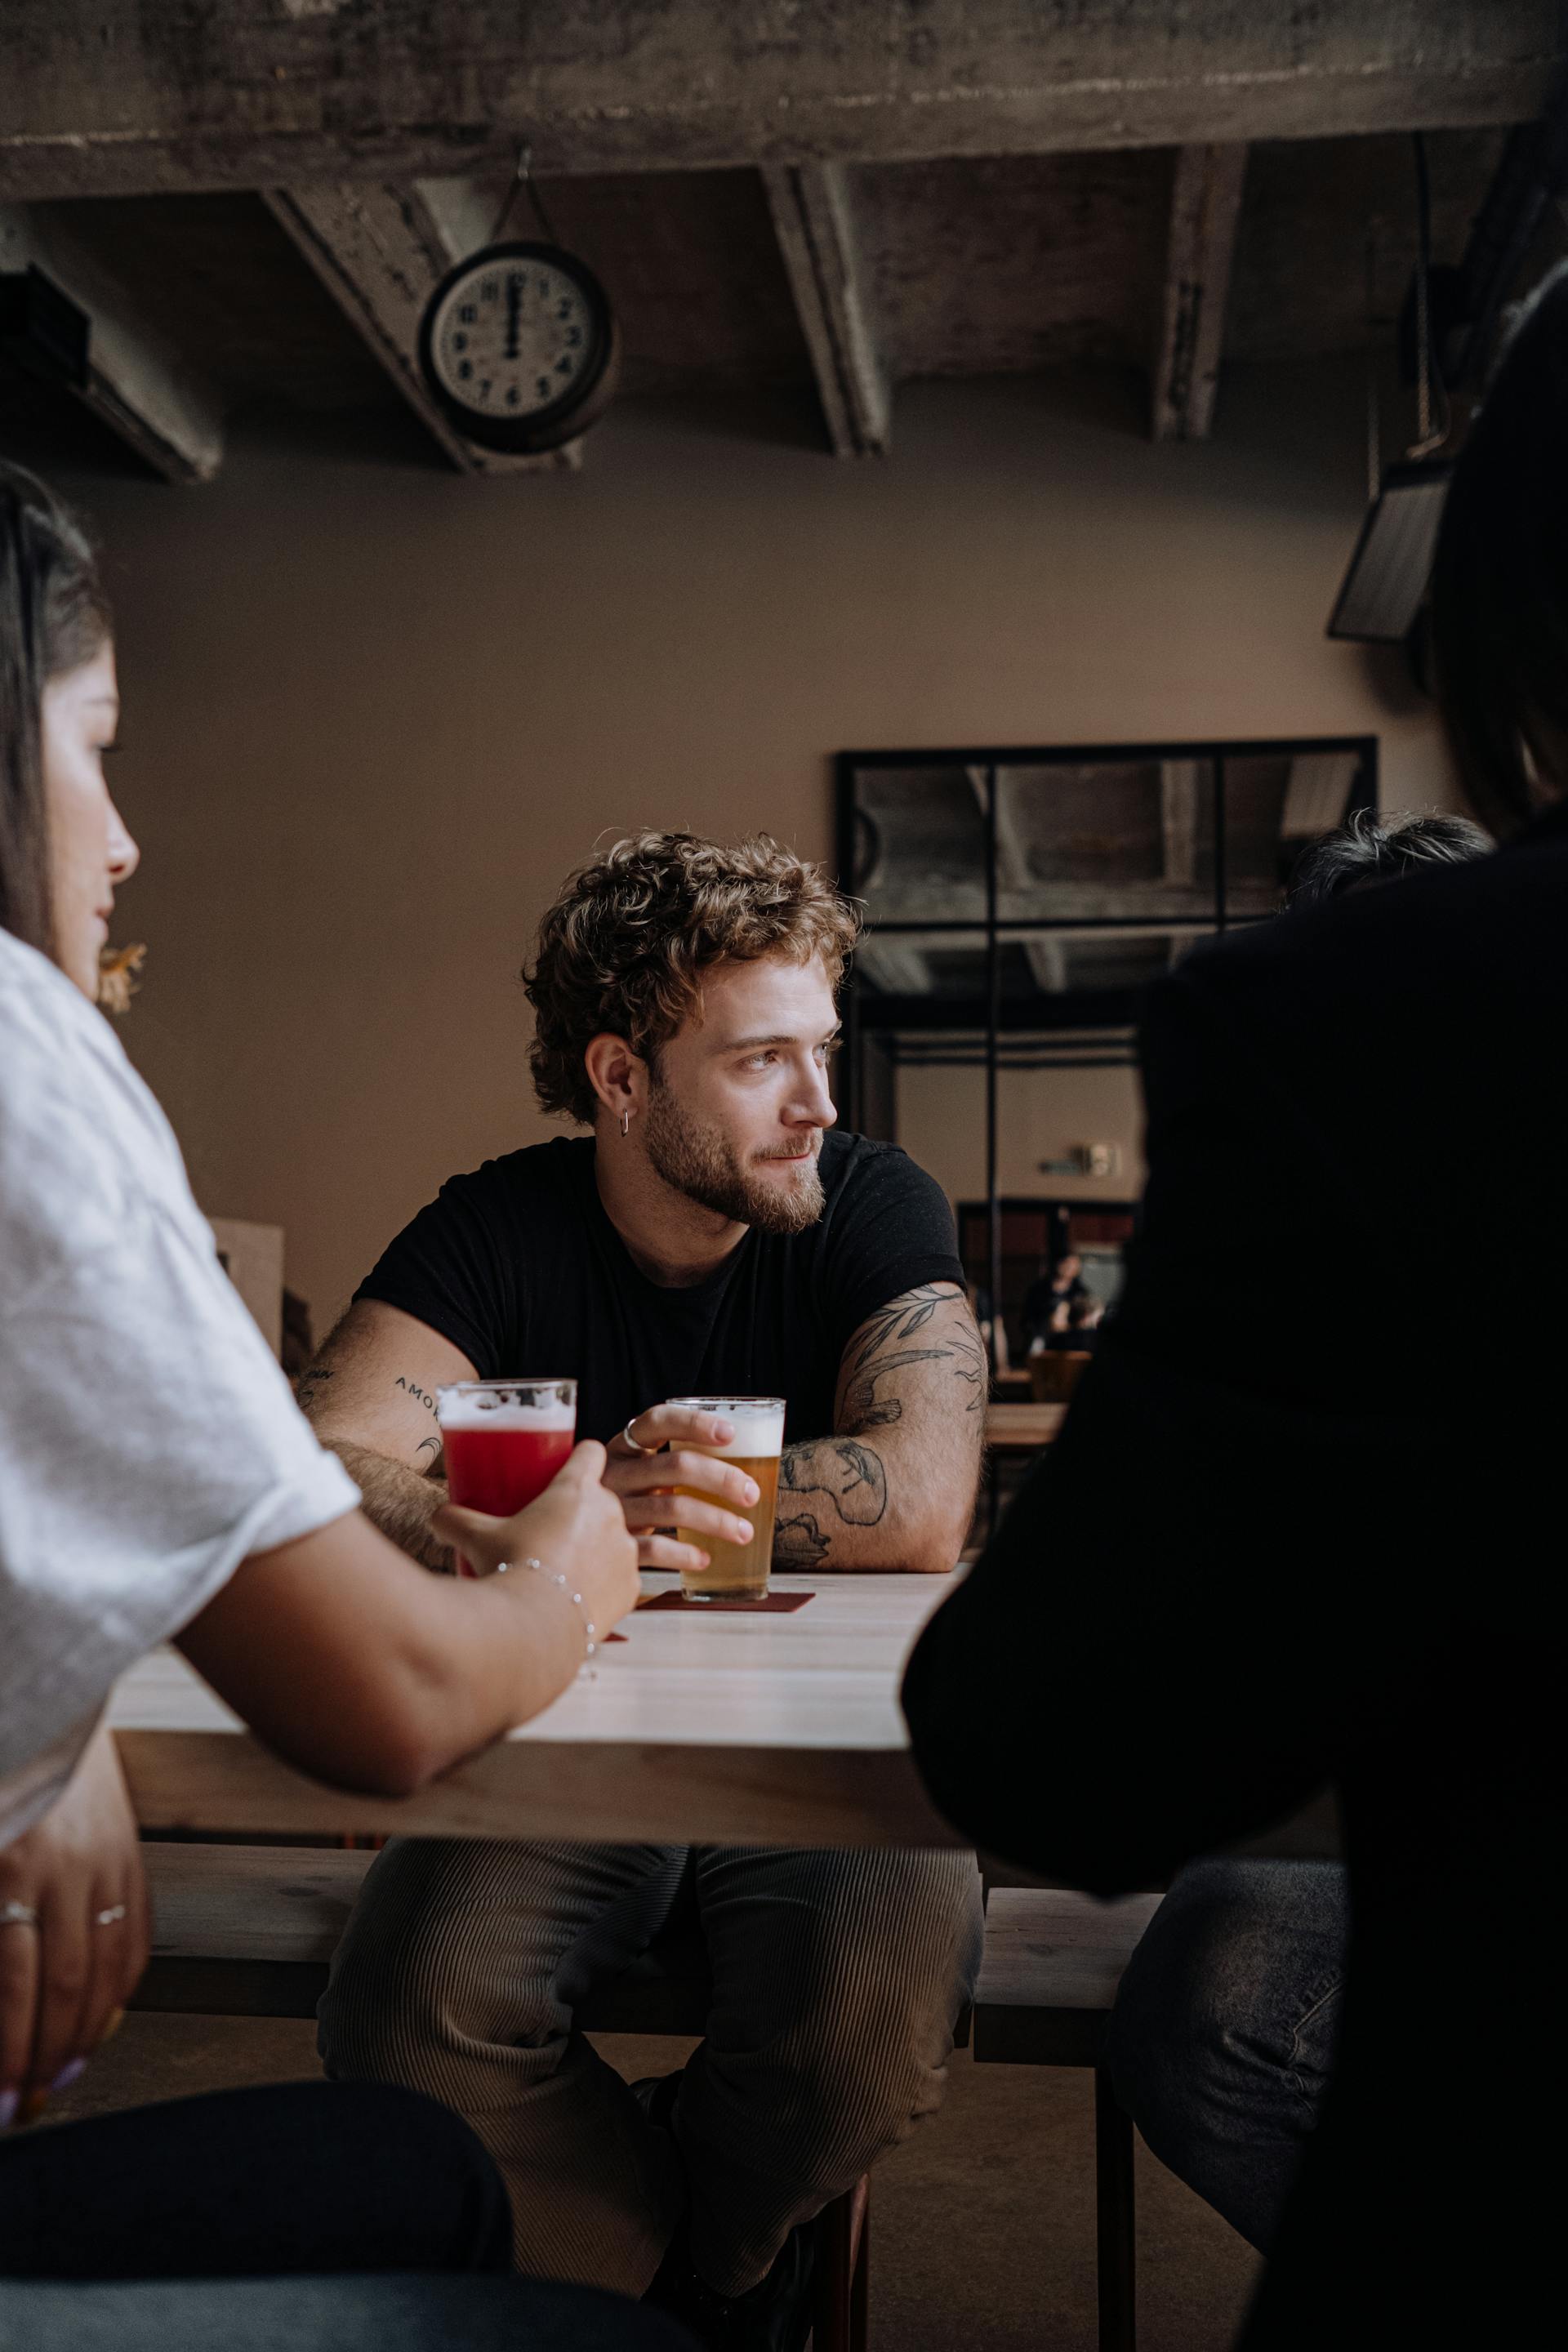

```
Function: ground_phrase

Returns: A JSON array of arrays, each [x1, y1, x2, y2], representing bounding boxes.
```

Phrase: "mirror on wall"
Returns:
[[835, 737, 1378, 1365]]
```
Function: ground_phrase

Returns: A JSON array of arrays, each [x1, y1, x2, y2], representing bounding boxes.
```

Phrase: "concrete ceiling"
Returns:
[[0, 3, 1559, 479]]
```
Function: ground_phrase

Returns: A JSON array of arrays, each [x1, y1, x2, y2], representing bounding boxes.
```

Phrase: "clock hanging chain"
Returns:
[[488, 143, 563, 251]]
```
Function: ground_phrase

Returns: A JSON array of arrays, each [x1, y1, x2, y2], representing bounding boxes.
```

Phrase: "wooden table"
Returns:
[[109, 1573, 966, 1852], [985, 1401, 1067, 1452]]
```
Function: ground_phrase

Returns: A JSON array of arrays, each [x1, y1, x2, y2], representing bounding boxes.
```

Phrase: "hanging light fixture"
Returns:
[[1328, 137, 1452, 644]]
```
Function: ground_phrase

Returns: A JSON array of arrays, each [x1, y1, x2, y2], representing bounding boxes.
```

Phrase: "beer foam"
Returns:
[[672, 1398, 786, 1458], [437, 1393, 576, 1433]]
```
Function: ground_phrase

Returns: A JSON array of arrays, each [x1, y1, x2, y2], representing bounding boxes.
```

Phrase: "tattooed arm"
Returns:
[[296, 1298, 478, 1571], [774, 1282, 986, 1575]]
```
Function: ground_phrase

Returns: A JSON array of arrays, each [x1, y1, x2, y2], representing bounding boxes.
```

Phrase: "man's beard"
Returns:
[[643, 1083, 826, 1235]]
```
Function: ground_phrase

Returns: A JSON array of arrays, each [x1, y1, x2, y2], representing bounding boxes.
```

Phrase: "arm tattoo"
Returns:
[[296, 1361, 334, 1413], [773, 1511, 831, 1570], [781, 1439, 888, 1526], [394, 1374, 439, 1415], [838, 1285, 987, 1428]]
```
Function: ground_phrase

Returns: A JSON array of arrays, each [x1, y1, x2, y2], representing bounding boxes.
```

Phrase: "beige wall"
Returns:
[[895, 1058, 1147, 1211], [57, 362, 1454, 1326]]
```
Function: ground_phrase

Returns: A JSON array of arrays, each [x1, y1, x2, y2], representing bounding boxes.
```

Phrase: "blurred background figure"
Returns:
[[1022, 1251, 1088, 1354]]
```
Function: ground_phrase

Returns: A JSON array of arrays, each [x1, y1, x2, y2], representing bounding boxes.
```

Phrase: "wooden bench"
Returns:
[[132, 1841, 869, 2351], [972, 1887, 1163, 2352]]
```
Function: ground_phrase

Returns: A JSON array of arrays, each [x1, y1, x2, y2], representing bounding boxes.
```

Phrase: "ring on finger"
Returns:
[[621, 1419, 661, 1458], [94, 1905, 127, 1929], [1, 1900, 39, 1929]]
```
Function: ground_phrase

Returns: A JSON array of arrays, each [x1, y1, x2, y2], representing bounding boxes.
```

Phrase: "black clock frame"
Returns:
[[416, 240, 619, 455]]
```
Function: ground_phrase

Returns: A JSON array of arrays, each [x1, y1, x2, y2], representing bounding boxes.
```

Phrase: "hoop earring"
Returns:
[[620, 1109, 631, 1138]]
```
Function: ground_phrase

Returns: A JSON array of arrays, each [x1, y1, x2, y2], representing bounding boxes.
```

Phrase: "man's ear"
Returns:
[[583, 1033, 647, 1125]]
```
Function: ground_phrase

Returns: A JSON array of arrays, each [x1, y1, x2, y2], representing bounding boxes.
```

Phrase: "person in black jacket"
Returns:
[[1098, 800, 1492, 2260], [902, 265, 1568, 2345]]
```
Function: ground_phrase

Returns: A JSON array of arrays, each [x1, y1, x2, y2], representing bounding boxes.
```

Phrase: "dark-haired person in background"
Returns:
[[0, 468, 679, 2352], [902, 265, 1568, 2344], [1021, 1250, 1088, 1352], [1285, 807, 1490, 908]]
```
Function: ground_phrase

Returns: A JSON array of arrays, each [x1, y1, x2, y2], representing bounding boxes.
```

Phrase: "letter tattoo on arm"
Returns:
[[394, 1373, 443, 1463]]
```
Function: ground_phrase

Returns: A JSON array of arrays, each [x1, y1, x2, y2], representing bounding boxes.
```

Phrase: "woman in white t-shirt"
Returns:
[[0, 468, 675, 2350]]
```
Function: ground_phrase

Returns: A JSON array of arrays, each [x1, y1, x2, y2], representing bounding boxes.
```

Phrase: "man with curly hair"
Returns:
[[302, 832, 986, 2351]]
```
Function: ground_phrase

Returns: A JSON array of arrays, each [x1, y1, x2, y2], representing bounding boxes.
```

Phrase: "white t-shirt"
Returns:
[[0, 928, 359, 1846]]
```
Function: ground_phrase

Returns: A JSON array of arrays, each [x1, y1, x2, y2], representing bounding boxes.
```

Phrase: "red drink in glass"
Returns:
[[436, 1379, 577, 1576]]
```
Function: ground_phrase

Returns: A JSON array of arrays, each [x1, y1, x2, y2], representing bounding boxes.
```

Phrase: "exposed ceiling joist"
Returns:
[[762, 163, 889, 457], [1152, 145, 1248, 440], [0, 203, 222, 482], [1160, 761, 1202, 884], [857, 941, 937, 996], [1, 3, 1557, 202], [263, 185, 579, 476], [969, 766, 1065, 991]]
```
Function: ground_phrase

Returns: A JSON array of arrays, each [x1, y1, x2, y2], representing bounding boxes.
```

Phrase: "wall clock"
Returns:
[[417, 238, 619, 455]]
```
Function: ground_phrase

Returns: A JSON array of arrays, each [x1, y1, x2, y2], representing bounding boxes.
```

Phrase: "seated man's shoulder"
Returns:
[[435, 1131, 593, 1214]]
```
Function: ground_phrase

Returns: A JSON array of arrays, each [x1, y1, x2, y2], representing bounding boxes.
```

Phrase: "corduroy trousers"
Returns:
[[318, 1839, 984, 2299]]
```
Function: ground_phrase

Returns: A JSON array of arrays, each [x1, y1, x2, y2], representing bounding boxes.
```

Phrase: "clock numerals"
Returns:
[[458, 303, 477, 325]]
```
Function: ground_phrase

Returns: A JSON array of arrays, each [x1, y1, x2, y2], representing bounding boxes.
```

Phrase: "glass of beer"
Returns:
[[667, 1396, 786, 1603], [436, 1379, 577, 1577]]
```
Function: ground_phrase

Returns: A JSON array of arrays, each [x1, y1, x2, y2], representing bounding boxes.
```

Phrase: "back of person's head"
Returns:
[[1432, 261, 1568, 838], [0, 463, 112, 960], [1285, 808, 1490, 908], [524, 830, 862, 1124]]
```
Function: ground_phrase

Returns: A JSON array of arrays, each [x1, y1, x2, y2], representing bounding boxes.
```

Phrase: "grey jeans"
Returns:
[[318, 1840, 984, 2298], [1105, 1858, 1348, 2252]]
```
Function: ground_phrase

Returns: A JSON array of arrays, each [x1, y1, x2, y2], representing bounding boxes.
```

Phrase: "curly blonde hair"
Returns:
[[523, 831, 862, 1125]]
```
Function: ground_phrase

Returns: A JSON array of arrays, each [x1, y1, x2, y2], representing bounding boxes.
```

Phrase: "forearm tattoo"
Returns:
[[771, 1285, 983, 1568]]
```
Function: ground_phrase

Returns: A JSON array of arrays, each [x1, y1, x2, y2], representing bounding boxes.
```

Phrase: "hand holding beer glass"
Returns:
[[666, 1396, 786, 1602], [437, 1379, 577, 1576]]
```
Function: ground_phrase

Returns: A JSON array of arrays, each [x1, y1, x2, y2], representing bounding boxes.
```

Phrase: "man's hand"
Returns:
[[602, 1405, 760, 1575], [0, 1722, 149, 2127], [434, 1440, 640, 1637]]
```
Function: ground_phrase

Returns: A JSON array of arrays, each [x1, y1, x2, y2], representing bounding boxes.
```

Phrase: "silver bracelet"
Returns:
[[497, 1555, 598, 1658]]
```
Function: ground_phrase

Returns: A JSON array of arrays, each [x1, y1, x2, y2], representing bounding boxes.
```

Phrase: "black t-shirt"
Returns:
[[355, 1130, 964, 1446]]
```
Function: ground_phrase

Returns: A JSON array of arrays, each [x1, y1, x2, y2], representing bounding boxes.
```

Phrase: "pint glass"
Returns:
[[668, 1396, 786, 1602], [436, 1378, 577, 1577]]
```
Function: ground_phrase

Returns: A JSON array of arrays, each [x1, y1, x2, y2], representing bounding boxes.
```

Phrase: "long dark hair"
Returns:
[[0, 462, 112, 960], [1431, 263, 1568, 839]]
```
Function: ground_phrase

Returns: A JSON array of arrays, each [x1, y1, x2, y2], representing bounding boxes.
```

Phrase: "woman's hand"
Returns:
[[602, 1405, 760, 1574], [434, 1440, 640, 1639], [0, 1721, 149, 2127]]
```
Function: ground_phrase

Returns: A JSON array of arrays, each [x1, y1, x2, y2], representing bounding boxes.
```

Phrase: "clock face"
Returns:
[[424, 245, 608, 430]]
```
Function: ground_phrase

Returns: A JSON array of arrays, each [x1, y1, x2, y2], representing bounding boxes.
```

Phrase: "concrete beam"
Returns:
[[1152, 144, 1248, 440], [264, 184, 580, 476], [762, 163, 889, 457], [0, 204, 223, 482], [1, 4, 1558, 201], [1160, 760, 1202, 884], [857, 940, 937, 996]]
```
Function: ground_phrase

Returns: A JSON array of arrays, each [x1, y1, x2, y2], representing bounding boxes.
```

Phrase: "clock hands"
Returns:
[[504, 274, 523, 363]]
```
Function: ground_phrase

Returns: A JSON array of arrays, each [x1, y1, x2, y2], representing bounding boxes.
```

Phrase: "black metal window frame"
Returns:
[[835, 733, 1379, 1346]]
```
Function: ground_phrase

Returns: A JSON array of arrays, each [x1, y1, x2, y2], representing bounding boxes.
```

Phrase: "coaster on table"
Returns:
[[636, 1590, 815, 1614]]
